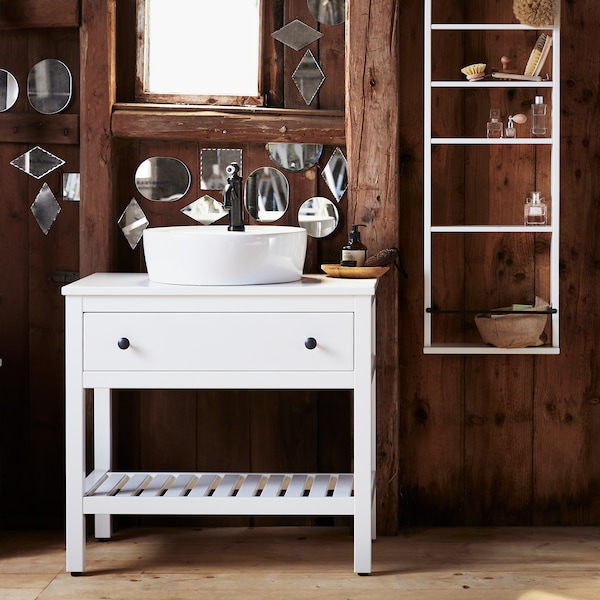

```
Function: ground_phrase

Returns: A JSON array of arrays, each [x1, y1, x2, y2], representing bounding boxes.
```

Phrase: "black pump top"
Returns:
[[349, 223, 366, 243]]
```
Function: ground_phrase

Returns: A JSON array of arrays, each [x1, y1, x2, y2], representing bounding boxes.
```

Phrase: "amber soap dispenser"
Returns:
[[341, 224, 367, 267]]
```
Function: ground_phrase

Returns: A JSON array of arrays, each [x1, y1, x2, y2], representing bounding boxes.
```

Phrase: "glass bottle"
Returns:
[[524, 191, 547, 225], [505, 115, 516, 138], [487, 108, 503, 138], [531, 96, 547, 137]]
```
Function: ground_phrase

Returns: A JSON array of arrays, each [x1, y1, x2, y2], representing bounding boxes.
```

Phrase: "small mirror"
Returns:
[[118, 198, 149, 249], [266, 143, 322, 172], [62, 172, 80, 202], [0, 69, 19, 112], [27, 59, 72, 114], [200, 148, 242, 190], [135, 157, 191, 202], [31, 182, 61, 235], [307, 0, 346, 26], [298, 197, 339, 238], [292, 50, 325, 106], [10, 145, 66, 180], [244, 167, 289, 223], [181, 194, 228, 225], [322, 147, 348, 202]]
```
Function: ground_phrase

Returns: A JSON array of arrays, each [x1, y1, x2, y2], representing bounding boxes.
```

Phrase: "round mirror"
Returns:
[[27, 59, 72, 114], [298, 196, 339, 238], [0, 69, 19, 112], [307, 0, 346, 26], [135, 157, 191, 202], [244, 167, 289, 222], [266, 143, 323, 172]]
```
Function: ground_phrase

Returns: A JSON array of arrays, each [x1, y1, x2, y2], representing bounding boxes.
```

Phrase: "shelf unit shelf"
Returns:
[[424, 1, 560, 355]]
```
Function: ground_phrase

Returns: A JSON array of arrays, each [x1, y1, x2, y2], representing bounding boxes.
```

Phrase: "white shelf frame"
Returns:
[[424, 1, 561, 355]]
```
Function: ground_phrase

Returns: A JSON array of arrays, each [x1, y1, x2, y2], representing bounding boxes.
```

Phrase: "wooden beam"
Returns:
[[111, 104, 345, 145], [80, 0, 117, 276], [0, 0, 79, 28], [346, 0, 401, 535]]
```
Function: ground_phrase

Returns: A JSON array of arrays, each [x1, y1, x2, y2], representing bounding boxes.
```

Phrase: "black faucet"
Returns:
[[223, 162, 245, 231]]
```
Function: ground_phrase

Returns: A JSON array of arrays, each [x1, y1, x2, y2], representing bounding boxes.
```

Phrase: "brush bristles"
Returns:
[[524, 34, 547, 76], [513, 0, 557, 27]]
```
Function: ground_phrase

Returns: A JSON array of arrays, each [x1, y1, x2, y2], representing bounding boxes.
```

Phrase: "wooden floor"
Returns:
[[0, 526, 598, 599]]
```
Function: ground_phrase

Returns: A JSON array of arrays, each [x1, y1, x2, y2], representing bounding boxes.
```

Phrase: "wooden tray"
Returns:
[[321, 264, 390, 279]]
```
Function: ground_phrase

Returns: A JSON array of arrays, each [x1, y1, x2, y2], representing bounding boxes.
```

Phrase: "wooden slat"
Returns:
[[116, 474, 151, 497], [0, 114, 79, 145], [332, 474, 353, 498], [163, 475, 196, 498], [188, 474, 219, 498], [285, 475, 308, 497], [138, 474, 174, 498], [261, 474, 286, 498], [92, 473, 128, 497], [308, 474, 331, 498], [237, 474, 264, 498], [212, 475, 241, 498]]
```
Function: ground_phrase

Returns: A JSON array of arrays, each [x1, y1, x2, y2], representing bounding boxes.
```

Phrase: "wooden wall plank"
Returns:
[[0, 0, 79, 29], [533, 1, 600, 524], [346, 0, 401, 534], [80, 0, 117, 276]]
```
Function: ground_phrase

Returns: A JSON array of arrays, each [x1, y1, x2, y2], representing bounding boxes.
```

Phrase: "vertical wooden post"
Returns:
[[346, 0, 401, 535], [80, 0, 117, 275]]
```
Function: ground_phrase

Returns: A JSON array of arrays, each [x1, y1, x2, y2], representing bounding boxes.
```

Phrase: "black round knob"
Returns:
[[304, 337, 317, 350], [117, 337, 130, 350]]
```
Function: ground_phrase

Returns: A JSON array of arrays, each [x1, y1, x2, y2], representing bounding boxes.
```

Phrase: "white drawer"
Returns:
[[83, 312, 354, 372]]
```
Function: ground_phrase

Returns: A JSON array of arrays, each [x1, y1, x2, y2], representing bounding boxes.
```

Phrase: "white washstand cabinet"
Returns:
[[63, 273, 378, 575]]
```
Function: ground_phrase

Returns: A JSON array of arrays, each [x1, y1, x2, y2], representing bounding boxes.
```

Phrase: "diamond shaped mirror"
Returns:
[[181, 195, 228, 225], [292, 50, 325, 105], [31, 182, 61, 235], [271, 19, 322, 51], [11, 146, 66, 179], [322, 147, 348, 202]]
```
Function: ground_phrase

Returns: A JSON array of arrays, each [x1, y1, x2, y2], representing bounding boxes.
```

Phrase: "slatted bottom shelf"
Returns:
[[83, 471, 357, 516]]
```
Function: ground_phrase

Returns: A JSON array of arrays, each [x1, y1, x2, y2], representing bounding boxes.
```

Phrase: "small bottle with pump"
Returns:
[[487, 108, 503, 138], [505, 115, 516, 138], [524, 191, 547, 225], [531, 96, 547, 137], [341, 224, 367, 267]]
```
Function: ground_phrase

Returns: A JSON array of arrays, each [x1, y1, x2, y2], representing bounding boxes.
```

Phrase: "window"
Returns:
[[137, 0, 263, 105]]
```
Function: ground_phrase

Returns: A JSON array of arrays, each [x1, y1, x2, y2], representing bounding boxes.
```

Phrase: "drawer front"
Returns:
[[83, 312, 354, 372]]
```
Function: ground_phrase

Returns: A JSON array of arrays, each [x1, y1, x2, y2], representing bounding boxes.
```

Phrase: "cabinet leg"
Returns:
[[95, 514, 112, 540]]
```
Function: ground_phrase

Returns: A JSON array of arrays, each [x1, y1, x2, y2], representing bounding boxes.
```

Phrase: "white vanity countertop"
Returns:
[[62, 273, 378, 297]]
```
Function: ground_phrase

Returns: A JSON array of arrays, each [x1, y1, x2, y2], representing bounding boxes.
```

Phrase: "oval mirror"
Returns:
[[307, 0, 346, 26], [135, 157, 191, 202], [266, 143, 323, 172], [0, 69, 19, 112], [27, 59, 72, 114], [244, 167, 289, 222], [298, 196, 339, 238]]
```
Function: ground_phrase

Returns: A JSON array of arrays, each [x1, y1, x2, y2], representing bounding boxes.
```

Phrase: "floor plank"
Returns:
[[0, 527, 598, 599]]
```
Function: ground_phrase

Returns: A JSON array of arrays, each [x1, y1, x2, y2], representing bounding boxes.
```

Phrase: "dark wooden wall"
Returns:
[[1, 0, 599, 534], [398, 0, 600, 526]]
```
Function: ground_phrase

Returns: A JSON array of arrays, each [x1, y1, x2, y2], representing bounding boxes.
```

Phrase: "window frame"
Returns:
[[135, 0, 266, 107]]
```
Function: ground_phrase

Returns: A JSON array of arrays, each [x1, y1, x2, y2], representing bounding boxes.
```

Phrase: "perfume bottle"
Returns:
[[487, 108, 503, 138], [531, 96, 547, 137], [505, 115, 516, 138], [524, 191, 547, 225]]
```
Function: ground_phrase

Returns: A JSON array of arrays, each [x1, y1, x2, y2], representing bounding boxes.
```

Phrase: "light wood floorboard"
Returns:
[[0, 526, 598, 599]]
